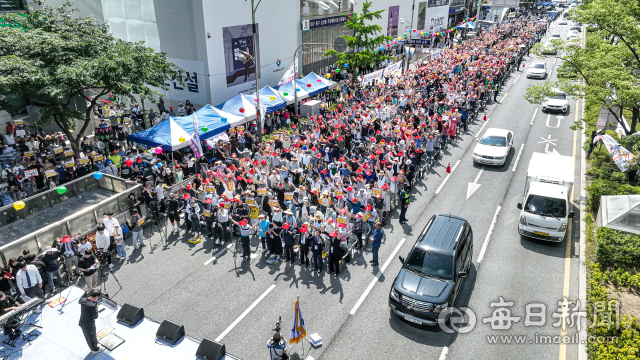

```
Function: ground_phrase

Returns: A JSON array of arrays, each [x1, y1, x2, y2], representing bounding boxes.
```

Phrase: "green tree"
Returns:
[[523, 0, 640, 134], [323, 0, 393, 87], [0, 0, 179, 152]]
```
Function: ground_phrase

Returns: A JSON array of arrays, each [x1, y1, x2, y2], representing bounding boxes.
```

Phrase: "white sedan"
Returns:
[[527, 61, 547, 79], [473, 128, 513, 166]]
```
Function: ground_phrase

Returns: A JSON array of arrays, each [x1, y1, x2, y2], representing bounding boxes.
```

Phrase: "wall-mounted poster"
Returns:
[[417, 2, 427, 30], [387, 6, 399, 37], [222, 23, 261, 88]]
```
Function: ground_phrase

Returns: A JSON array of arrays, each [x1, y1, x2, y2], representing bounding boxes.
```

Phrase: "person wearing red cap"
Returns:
[[229, 216, 259, 261]]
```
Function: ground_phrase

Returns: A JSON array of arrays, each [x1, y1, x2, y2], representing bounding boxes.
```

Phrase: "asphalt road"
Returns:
[[100, 16, 583, 360]]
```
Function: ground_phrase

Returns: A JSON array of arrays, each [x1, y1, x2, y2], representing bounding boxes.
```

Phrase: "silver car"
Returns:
[[527, 61, 547, 79]]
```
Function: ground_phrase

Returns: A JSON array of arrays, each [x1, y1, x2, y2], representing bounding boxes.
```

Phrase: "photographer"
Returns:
[[127, 208, 146, 250], [167, 192, 182, 233], [77, 252, 99, 288], [266, 332, 287, 360], [56, 234, 80, 277], [78, 286, 105, 354]]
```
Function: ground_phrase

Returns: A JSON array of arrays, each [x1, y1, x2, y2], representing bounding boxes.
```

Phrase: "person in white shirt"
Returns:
[[94, 224, 113, 269], [16, 262, 44, 302]]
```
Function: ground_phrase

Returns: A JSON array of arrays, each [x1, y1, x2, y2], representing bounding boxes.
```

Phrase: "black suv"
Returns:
[[389, 214, 473, 326]]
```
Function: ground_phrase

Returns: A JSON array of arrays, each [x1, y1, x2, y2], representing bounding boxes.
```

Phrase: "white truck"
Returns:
[[517, 152, 575, 242]]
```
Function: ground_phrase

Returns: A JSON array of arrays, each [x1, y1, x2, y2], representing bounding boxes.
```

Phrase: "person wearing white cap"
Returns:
[[42, 246, 65, 293]]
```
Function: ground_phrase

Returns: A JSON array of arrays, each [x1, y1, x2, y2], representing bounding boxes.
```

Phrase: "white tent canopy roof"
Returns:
[[597, 195, 640, 235]]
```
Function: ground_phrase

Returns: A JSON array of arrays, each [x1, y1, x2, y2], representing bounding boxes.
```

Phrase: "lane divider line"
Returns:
[[514, 75, 521, 84], [350, 238, 406, 315], [512, 143, 525, 172], [530, 108, 538, 125], [215, 284, 276, 342], [204, 243, 234, 265], [500, 92, 509, 103], [439, 346, 449, 360], [477, 206, 501, 264], [475, 118, 490, 138], [435, 160, 461, 194]]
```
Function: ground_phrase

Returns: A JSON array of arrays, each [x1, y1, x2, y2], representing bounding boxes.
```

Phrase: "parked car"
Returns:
[[389, 214, 473, 326]]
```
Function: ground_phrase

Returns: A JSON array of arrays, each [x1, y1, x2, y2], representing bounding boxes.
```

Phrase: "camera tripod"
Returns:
[[2, 312, 43, 347], [98, 262, 122, 299], [150, 213, 167, 248]]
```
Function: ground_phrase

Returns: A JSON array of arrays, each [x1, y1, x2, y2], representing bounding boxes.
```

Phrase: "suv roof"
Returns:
[[417, 214, 467, 254]]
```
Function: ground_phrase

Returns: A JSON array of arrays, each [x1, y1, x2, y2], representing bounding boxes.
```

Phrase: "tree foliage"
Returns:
[[524, 0, 640, 134], [0, 0, 179, 151], [323, 0, 393, 80]]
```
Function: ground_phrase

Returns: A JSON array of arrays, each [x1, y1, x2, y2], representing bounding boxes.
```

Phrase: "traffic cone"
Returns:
[[446, 162, 451, 173], [483, 114, 487, 121]]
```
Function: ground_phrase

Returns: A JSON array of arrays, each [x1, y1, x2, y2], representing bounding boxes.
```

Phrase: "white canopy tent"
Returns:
[[597, 195, 640, 235]]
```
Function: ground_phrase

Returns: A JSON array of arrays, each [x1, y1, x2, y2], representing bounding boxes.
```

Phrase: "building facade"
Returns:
[[39, 0, 459, 109]]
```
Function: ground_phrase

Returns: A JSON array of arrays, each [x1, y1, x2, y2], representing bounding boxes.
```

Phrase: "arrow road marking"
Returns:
[[467, 166, 485, 200], [530, 108, 538, 125], [546, 114, 563, 128]]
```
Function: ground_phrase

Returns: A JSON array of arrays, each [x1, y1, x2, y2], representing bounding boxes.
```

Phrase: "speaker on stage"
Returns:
[[195, 338, 226, 360], [156, 320, 185, 345], [116, 303, 144, 326]]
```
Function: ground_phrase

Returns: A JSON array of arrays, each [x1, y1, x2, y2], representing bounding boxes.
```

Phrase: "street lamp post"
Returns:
[[291, 42, 340, 115], [246, 0, 262, 134]]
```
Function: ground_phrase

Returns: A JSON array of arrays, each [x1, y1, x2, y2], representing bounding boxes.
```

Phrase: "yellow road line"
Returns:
[[559, 98, 580, 360]]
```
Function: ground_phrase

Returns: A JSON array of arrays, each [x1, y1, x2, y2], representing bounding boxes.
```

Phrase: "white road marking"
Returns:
[[512, 143, 525, 172], [477, 206, 501, 264], [350, 238, 406, 315], [546, 114, 563, 128], [553, 58, 557, 65], [439, 347, 449, 360], [215, 284, 276, 342], [475, 118, 490, 138], [435, 160, 461, 194], [500, 92, 509, 103], [204, 243, 233, 265], [466, 166, 484, 200], [530, 108, 538, 125], [514, 75, 521, 83]]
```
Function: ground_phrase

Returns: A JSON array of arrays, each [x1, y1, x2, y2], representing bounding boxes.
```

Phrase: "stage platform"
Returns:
[[1, 286, 240, 360]]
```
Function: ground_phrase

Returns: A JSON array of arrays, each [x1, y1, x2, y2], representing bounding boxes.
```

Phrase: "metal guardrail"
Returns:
[[0, 173, 141, 267]]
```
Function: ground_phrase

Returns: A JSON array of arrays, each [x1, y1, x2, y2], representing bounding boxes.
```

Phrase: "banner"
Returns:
[[137, 216, 146, 226], [337, 216, 347, 225], [64, 150, 74, 157], [383, 61, 403, 76], [361, 69, 384, 84], [24, 169, 38, 178], [93, 154, 104, 162], [245, 197, 256, 205], [372, 187, 382, 196], [431, 50, 442, 59], [65, 160, 75, 168], [203, 210, 211, 217], [594, 134, 637, 172], [78, 157, 90, 165], [53, 147, 63, 155], [205, 133, 230, 149], [284, 192, 294, 201], [278, 58, 298, 86], [189, 113, 203, 158], [45, 169, 57, 178], [257, 187, 267, 195], [205, 185, 216, 193], [23, 151, 34, 158]]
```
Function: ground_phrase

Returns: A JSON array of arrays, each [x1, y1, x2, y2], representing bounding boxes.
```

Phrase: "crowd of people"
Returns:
[[0, 14, 550, 295]]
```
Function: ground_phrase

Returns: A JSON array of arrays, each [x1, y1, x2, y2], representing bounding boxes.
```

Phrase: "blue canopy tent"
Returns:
[[127, 118, 192, 151], [298, 72, 329, 96], [457, 21, 475, 29], [247, 86, 287, 113], [172, 104, 232, 139], [215, 93, 257, 121]]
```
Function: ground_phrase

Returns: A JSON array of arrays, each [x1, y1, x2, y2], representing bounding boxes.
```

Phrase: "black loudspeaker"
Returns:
[[116, 303, 144, 326], [156, 320, 185, 345], [195, 338, 226, 360]]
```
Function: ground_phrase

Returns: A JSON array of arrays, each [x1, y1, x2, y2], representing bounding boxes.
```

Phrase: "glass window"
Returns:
[[404, 247, 454, 280], [0, 0, 25, 12], [524, 195, 567, 218]]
